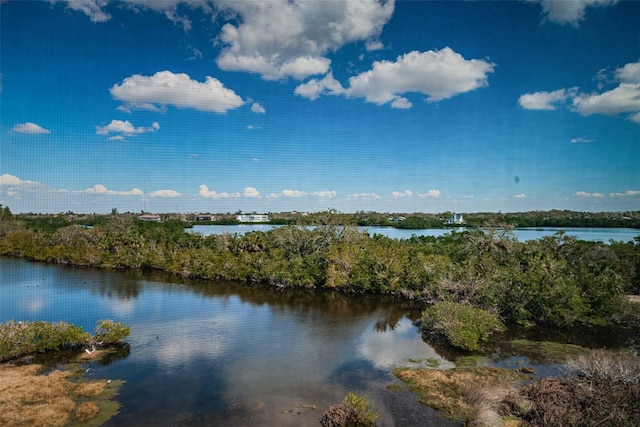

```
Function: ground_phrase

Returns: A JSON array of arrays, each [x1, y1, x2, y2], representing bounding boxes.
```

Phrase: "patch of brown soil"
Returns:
[[0, 363, 119, 427]]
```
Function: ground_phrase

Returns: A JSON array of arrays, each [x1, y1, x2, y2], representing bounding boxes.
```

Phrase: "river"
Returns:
[[1, 257, 457, 426], [2, 256, 638, 426], [188, 224, 640, 243]]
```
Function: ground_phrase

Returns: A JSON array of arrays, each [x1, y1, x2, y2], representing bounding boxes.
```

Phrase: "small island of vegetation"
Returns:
[[0, 319, 130, 427]]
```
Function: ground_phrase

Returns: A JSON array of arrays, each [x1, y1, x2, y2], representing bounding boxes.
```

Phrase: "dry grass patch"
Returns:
[[395, 366, 526, 425], [0, 363, 122, 427], [76, 401, 101, 423]]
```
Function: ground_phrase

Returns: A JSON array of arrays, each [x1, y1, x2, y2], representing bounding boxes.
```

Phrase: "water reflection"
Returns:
[[1, 257, 455, 426], [5, 256, 635, 426]]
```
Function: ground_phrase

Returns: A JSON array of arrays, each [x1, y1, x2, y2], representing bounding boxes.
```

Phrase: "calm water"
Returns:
[[3, 256, 638, 425], [1, 257, 457, 426], [189, 224, 640, 243]]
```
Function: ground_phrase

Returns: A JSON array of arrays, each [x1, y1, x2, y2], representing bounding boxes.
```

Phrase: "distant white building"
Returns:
[[236, 214, 269, 223], [138, 214, 162, 222], [446, 213, 465, 224]]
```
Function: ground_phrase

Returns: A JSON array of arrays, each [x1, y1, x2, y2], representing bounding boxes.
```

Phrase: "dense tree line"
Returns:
[[1, 210, 639, 329]]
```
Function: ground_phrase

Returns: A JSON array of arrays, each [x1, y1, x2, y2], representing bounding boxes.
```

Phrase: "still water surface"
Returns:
[[189, 224, 640, 243], [1, 257, 458, 426], [3, 255, 639, 425]]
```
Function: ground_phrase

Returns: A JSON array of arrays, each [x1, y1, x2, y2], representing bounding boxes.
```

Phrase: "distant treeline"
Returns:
[[6, 207, 640, 230], [2, 206, 640, 331]]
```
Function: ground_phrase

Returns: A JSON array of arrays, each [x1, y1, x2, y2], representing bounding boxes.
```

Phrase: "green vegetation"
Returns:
[[320, 392, 379, 427], [93, 319, 131, 346], [0, 320, 129, 362], [421, 302, 506, 350], [1, 208, 640, 337]]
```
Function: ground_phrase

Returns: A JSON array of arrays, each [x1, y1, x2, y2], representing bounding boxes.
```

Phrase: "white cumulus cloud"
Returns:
[[530, 0, 618, 27], [74, 184, 144, 196], [52, 0, 111, 23], [513, 193, 528, 199], [243, 187, 261, 198], [574, 191, 606, 198], [296, 48, 494, 107], [418, 189, 441, 198], [148, 189, 182, 198], [214, 0, 395, 81], [347, 192, 382, 201], [610, 190, 640, 197], [250, 102, 266, 114], [0, 174, 38, 187], [198, 185, 241, 199], [518, 88, 576, 110], [520, 60, 640, 123], [12, 122, 51, 134], [110, 71, 245, 113], [96, 120, 160, 138], [391, 190, 412, 198]]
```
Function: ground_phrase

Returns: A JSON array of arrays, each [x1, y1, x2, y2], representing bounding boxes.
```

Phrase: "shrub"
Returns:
[[320, 393, 379, 427], [0, 320, 90, 361], [422, 302, 505, 351], [93, 319, 130, 345], [565, 349, 640, 384]]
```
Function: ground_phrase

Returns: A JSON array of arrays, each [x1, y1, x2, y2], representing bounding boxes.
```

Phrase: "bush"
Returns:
[[0, 320, 90, 361], [93, 319, 130, 345], [565, 349, 640, 384], [422, 302, 505, 351], [0, 319, 130, 361], [320, 393, 379, 426]]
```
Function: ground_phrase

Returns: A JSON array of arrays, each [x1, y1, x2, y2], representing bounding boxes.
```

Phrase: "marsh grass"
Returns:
[[0, 363, 123, 427], [394, 366, 525, 424], [509, 339, 589, 363]]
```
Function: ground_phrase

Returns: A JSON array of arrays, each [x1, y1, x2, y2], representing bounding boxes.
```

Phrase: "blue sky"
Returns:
[[1, 0, 639, 214]]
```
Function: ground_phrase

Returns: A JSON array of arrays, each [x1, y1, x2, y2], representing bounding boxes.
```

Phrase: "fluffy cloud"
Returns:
[[198, 184, 240, 199], [0, 174, 38, 187], [110, 71, 245, 113], [530, 0, 618, 26], [53, 0, 214, 27], [574, 191, 605, 198], [571, 137, 595, 144], [296, 48, 495, 107], [267, 189, 336, 199], [281, 189, 306, 198], [391, 190, 412, 198], [148, 189, 182, 198], [572, 61, 640, 120], [12, 122, 51, 134], [52, 0, 111, 23], [243, 187, 261, 198], [347, 192, 382, 200], [520, 60, 640, 123], [74, 184, 143, 196], [96, 120, 159, 138], [610, 190, 640, 197], [513, 193, 528, 199], [573, 83, 640, 117], [518, 88, 576, 110], [250, 102, 266, 114], [418, 189, 441, 198], [215, 0, 395, 80], [294, 72, 346, 100]]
